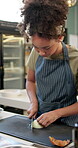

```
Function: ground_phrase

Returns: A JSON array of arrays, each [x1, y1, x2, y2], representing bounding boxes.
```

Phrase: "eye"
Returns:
[[43, 47, 51, 50], [32, 45, 38, 50]]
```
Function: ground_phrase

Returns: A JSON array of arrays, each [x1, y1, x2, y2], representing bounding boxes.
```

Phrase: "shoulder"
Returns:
[[67, 45, 78, 90], [67, 45, 78, 58], [28, 48, 39, 62], [26, 48, 39, 71]]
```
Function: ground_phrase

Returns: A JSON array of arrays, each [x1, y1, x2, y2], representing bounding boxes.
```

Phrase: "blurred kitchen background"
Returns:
[[0, 0, 78, 115], [0, 0, 78, 90]]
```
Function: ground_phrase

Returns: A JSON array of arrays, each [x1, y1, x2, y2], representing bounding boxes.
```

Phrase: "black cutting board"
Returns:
[[0, 115, 73, 147]]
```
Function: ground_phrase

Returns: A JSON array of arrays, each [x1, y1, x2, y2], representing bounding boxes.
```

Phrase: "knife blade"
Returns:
[[30, 118, 34, 130]]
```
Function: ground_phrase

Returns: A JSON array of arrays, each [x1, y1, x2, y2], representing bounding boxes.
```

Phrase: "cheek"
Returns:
[[50, 47, 56, 54], [48, 50, 54, 55]]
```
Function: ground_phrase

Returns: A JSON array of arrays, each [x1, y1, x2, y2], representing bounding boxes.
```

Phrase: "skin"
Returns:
[[32, 35, 63, 57], [26, 34, 78, 127]]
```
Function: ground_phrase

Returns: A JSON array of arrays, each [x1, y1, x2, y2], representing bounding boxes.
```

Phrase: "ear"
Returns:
[[58, 36, 64, 42]]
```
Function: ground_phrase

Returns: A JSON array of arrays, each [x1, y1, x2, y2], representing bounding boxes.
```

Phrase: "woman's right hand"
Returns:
[[27, 102, 38, 119]]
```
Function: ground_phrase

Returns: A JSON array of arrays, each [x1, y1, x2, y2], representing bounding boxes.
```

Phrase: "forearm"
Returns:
[[26, 80, 38, 105], [55, 102, 78, 118]]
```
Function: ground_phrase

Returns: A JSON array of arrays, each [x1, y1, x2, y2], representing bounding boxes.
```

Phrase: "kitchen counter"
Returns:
[[0, 89, 75, 148], [0, 89, 30, 113], [0, 89, 78, 112]]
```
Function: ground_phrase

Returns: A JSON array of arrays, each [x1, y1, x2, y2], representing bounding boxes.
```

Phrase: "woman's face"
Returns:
[[31, 34, 62, 57]]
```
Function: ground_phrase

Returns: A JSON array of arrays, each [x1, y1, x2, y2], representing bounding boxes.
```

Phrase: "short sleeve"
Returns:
[[26, 48, 39, 71], [68, 46, 78, 92]]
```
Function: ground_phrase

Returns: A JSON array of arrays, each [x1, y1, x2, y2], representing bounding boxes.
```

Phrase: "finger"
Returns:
[[28, 114, 32, 119], [37, 114, 44, 121], [37, 117, 46, 126], [27, 109, 30, 114], [37, 116, 51, 126], [28, 112, 37, 119], [44, 121, 50, 127], [33, 113, 37, 119], [40, 119, 50, 127], [28, 112, 34, 118]]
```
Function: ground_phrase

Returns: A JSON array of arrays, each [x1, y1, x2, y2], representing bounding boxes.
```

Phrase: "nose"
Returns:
[[39, 50, 46, 56]]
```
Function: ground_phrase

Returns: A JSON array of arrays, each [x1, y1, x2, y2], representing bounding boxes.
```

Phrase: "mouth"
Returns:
[[40, 54, 49, 57]]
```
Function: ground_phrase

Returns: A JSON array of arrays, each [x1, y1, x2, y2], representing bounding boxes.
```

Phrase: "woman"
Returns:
[[19, 0, 78, 127]]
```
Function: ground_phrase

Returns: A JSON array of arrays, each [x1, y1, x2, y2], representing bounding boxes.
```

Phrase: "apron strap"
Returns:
[[62, 42, 76, 96], [62, 42, 71, 96], [62, 42, 69, 61]]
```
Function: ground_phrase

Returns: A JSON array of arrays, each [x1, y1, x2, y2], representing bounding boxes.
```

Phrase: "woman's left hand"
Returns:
[[37, 110, 60, 127]]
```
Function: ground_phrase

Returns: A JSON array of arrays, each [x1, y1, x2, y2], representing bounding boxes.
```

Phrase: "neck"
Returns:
[[54, 42, 63, 55]]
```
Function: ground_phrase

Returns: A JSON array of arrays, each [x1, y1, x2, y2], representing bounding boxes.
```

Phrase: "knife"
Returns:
[[30, 118, 34, 130]]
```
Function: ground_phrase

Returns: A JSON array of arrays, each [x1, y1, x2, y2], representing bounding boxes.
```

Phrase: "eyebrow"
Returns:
[[32, 44, 51, 50]]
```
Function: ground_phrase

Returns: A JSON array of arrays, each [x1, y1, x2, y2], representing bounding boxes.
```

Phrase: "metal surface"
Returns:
[[3, 145, 37, 148], [30, 118, 34, 130]]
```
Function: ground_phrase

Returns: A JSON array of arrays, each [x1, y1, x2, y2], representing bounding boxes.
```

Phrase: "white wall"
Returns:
[[0, 0, 23, 22]]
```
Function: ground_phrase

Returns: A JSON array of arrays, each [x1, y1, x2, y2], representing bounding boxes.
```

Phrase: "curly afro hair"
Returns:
[[19, 0, 68, 40]]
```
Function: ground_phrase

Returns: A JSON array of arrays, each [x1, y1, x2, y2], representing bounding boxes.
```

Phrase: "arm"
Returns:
[[26, 68, 38, 118], [37, 102, 78, 127], [57, 101, 78, 117]]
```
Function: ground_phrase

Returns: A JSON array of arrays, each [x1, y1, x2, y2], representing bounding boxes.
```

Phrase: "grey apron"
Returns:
[[35, 42, 78, 126]]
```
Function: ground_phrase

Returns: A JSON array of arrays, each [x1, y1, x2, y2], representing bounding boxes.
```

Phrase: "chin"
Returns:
[[43, 54, 50, 57], [42, 55, 48, 57]]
